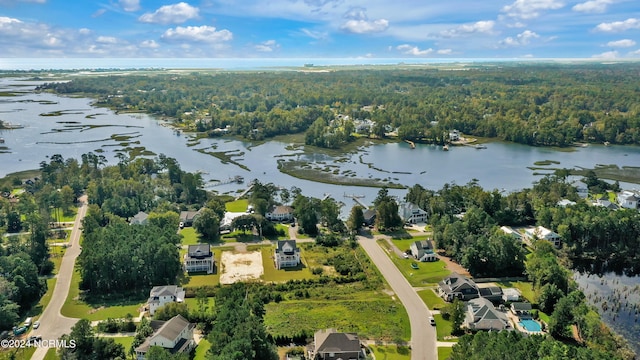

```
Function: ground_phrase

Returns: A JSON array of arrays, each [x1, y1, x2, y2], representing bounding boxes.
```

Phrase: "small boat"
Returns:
[[0, 138, 4, 143], [443, 144, 449, 151], [474, 144, 487, 149], [604, 141, 610, 146]]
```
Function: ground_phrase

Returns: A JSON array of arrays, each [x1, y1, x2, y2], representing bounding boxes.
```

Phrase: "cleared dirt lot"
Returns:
[[219, 251, 264, 284]]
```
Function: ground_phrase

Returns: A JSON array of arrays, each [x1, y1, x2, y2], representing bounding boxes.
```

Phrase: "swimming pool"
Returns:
[[519, 319, 542, 332]]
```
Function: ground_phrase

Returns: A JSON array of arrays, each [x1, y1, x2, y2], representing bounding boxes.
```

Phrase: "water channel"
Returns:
[[1, 76, 639, 354]]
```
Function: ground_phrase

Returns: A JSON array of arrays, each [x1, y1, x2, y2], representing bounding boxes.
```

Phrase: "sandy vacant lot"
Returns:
[[220, 251, 264, 285]]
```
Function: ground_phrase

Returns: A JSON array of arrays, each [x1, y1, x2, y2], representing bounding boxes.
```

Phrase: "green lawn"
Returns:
[[369, 345, 411, 360], [265, 298, 410, 342], [418, 289, 447, 310], [179, 227, 202, 245], [180, 247, 227, 288], [61, 268, 143, 321], [495, 281, 536, 304], [391, 238, 416, 252], [111, 336, 134, 354], [261, 247, 314, 282], [43, 348, 58, 360], [434, 314, 455, 342], [225, 199, 248, 212], [0, 347, 36, 360], [438, 346, 453, 360], [194, 339, 212, 360], [379, 240, 450, 286]]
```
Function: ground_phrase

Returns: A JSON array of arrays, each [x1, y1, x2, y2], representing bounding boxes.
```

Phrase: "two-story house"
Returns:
[[309, 329, 363, 360], [524, 226, 561, 248], [398, 202, 428, 224], [410, 240, 437, 262], [265, 205, 294, 222], [274, 240, 301, 269], [147, 285, 185, 316], [438, 273, 479, 302], [135, 315, 195, 360], [183, 243, 215, 274]]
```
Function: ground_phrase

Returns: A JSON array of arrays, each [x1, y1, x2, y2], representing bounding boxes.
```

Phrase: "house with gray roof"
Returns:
[[147, 285, 185, 316], [398, 202, 428, 224], [274, 240, 301, 269], [410, 240, 437, 262], [183, 244, 214, 274], [309, 329, 363, 360], [130, 211, 149, 225], [438, 273, 479, 302], [135, 315, 194, 360], [179, 209, 202, 227], [463, 297, 509, 331], [265, 205, 294, 222]]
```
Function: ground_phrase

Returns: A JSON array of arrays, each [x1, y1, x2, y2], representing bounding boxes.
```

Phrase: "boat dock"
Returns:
[[205, 175, 244, 188], [344, 193, 367, 208], [404, 139, 415, 149]]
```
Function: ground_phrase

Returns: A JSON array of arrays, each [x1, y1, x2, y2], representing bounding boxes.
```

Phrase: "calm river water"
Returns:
[[1, 76, 639, 353]]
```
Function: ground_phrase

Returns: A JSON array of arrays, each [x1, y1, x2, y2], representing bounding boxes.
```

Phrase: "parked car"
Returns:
[[179, 222, 184, 229], [24, 317, 32, 328], [33, 321, 40, 329], [403, 253, 409, 259], [13, 326, 27, 336], [429, 316, 436, 326]]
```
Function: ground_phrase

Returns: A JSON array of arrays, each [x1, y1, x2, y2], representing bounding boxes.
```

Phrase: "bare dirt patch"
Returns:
[[219, 251, 263, 284]]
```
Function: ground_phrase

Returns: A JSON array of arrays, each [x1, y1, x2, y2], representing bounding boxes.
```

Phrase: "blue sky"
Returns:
[[0, 0, 639, 59]]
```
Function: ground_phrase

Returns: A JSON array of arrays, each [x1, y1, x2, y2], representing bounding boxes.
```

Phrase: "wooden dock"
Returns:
[[344, 193, 368, 208]]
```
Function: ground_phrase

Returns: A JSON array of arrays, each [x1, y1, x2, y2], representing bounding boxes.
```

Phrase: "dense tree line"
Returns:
[[207, 283, 278, 360], [40, 63, 640, 147], [58, 319, 125, 360]]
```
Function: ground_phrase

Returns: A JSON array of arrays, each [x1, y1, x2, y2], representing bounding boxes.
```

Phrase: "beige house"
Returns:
[[135, 315, 195, 360]]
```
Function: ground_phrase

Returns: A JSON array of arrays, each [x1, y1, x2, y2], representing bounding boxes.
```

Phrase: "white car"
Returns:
[[33, 321, 40, 329], [403, 253, 409, 259], [429, 316, 436, 326]]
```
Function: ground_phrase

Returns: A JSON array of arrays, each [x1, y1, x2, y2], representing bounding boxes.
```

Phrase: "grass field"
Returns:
[[434, 314, 455, 342], [418, 288, 447, 310], [194, 339, 211, 360], [438, 346, 454, 360], [180, 247, 229, 288], [495, 281, 536, 304], [265, 298, 410, 342], [380, 240, 450, 286], [369, 345, 411, 360], [43, 348, 58, 360], [110, 336, 134, 353], [179, 227, 202, 245], [225, 199, 249, 212], [61, 268, 143, 321], [260, 247, 314, 282]]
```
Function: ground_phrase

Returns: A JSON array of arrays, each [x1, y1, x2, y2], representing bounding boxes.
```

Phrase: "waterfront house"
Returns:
[[274, 240, 301, 269], [463, 297, 508, 331], [134, 315, 194, 360], [183, 244, 214, 274], [449, 129, 460, 141], [398, 202, 428, 224], [362, 209, 376, 226], [438, 273, 479, 302], [617, 190, 640, 209], [524, 226, 561, 248], [309, 329, 363, 360], [265, 205, 294, 222], [179, 209, 202, 227], [147, 285, 185, 316]]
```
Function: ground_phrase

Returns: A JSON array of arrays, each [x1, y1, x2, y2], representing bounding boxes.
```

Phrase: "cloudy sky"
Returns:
[[0, 0, 639, 59]]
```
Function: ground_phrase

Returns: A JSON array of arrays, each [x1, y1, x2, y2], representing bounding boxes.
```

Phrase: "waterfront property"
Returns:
[[308, 328, 364, 360], [265, 205, 295, 222], [617, 190, 640, 209], [398, 202, 428, 224], [183, 244, 215, 274], [147, 285, 185, 316], [274, 240, 301, 269], [135, 315, 195, 360], [179, 210, 202, 227]]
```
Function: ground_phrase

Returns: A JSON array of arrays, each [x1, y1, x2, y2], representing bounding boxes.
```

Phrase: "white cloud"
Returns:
[[140, 40, 160, 48], [300, 28, 329, 40], [606, 39, 636, 47], [397, 44, 433, 56], [255, 39, 280, 52], [500, 30, 540, 46], [437, 49, 453, 55], [119, 0, 141, 12], [595, 18, 640, 32], [440, 20, 495, 37], [341, 19, 389, 34], [502, 0, 564, 19], [592, 50, 619, 58], [139, 2, 199, 25], [572, 0, 614, 13], [161, 25, 232, 43], [96, 36, 118, 44]]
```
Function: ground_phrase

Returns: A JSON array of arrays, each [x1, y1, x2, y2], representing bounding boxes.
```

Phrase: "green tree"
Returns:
[[346, 205, 365, 233], [193, 208, 220, 241]]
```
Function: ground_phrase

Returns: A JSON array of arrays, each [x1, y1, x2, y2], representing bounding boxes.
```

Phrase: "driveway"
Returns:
[[358, 236, 437, 360], [31, 196, 88, 360]]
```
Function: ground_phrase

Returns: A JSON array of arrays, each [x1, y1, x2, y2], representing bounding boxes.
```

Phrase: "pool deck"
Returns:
[[506, 311, 546, 335]]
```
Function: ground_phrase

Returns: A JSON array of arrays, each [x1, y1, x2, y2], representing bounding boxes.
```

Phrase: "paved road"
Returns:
[[358, 236, 437, 360], [31, 196, 88, 360]]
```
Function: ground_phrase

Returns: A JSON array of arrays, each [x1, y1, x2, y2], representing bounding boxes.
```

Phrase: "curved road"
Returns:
[[31, 196, 87, 360], [358, 235, 437, 360]]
